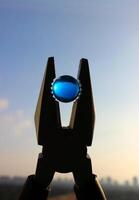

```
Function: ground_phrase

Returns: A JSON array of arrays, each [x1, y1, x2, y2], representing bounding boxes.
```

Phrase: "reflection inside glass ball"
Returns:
[[51, 75, 80, 103]]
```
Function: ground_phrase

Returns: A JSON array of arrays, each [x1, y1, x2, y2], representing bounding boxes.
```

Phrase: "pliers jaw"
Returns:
[[35, 57, 95, 147], [34, 57, 61, 145], [70, 58, 95, 146]]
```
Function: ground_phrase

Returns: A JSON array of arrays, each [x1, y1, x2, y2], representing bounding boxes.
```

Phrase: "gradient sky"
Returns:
[[0, 0, 139, 182]]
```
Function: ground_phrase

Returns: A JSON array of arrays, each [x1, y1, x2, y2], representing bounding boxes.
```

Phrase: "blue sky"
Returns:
[[0, 0, 139, 182]]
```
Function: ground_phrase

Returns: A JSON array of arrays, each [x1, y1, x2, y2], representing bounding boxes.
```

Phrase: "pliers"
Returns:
[[19, 57, 107, 200]]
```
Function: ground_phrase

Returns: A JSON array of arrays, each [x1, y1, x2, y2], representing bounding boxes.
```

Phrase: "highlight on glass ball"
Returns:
[[51, 75, 81, 103]]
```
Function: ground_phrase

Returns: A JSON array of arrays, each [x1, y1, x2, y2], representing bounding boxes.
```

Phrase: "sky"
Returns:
[[0, 0, 139, 182]]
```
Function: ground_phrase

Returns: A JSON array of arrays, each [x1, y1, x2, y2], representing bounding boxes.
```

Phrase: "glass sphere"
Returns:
[[51, 75, 80, 103]]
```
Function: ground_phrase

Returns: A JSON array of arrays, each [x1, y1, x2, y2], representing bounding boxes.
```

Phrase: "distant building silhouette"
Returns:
[[132, 176, 138, 188], [0, 176, 25, 185], [113, 180, 119, 187], [124, 180, 130, 188], [0, 175, 139, 189], [106, 176, 113, 186]]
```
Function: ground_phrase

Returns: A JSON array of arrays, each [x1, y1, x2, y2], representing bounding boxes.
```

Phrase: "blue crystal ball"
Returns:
[[52, 75, 80, 103]]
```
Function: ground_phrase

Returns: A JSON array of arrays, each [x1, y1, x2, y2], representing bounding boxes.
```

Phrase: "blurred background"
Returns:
[[0, 0, 139, 199]]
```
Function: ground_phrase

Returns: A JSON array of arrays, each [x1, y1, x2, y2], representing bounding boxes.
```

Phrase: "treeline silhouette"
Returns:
[[0, 176, 139, 200]]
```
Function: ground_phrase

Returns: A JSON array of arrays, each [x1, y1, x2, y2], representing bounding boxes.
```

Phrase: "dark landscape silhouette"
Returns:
[[0, 176, 139, 200]]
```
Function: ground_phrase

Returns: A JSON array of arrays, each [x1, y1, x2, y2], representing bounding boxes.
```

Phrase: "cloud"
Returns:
[[0, 110, 33, 137], [0, 109, 38, 176], [0, 109, 35, 152], [0, 98, 9, 111]]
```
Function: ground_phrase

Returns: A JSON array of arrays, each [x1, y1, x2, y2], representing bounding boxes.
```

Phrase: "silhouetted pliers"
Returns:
[[19, 57, 107, 200]]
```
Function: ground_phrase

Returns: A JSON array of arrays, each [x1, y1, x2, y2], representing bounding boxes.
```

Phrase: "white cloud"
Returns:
[[0, 98, 9, 111], [0, 109, 38, 176], [0, 109, 34, 137]]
